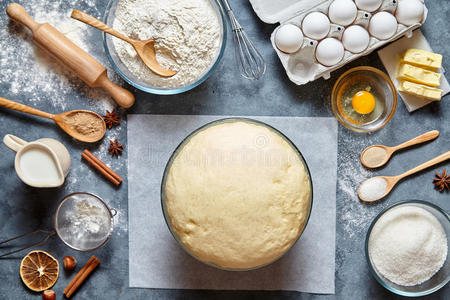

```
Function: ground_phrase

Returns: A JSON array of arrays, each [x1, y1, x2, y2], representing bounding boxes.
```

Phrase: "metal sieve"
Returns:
[[0, 192, 115, 258]]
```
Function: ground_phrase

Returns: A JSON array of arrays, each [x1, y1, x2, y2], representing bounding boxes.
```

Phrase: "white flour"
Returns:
[[67, 199, 110, 236], [113, 0, 221, 88], [369, 205, 447, 286], [0, 0, 118, 111]]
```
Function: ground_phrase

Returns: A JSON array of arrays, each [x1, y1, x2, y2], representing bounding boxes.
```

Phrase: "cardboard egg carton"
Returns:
[[249, 0, 428, 85]]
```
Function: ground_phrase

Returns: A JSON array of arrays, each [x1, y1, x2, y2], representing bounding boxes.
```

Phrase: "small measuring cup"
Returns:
[[0, 192, 116, 257], [3, 134, 71, 188]]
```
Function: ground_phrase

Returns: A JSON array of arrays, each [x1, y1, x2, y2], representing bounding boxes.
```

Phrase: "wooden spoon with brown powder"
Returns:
[[360, 130, 439, 168], [0, 97, 106, 143]]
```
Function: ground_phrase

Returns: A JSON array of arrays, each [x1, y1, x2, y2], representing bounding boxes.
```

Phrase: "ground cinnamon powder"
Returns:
[[362, 146, 387, 166], [63, 112, 104, 137]]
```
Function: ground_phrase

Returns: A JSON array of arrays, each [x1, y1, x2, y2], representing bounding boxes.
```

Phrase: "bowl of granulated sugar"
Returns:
[[366, 200, 449, 297]]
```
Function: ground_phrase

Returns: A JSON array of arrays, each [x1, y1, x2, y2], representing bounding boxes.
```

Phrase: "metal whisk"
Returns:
[[221, 0, 266, 80]]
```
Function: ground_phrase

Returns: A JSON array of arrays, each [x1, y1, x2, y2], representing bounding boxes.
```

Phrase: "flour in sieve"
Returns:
[[113, 0, 221, 88], [65, 199, 111, 240]]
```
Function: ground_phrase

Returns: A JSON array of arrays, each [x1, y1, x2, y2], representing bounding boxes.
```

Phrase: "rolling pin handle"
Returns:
[[6, 3, 40, 32], [95, 72, 135, 108]]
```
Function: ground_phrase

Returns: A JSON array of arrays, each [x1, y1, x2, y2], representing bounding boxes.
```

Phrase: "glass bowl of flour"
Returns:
[[365, 200, 449, 297], [103, 0, 227, 95]]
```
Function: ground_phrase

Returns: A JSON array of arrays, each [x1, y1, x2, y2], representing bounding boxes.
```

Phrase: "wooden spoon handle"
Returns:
[[6, 3, 40, 32], [71, 9, 133, 44], [0, 97, 55, 120], [399, 150, 450, 179], [392, 130, 440, 151]]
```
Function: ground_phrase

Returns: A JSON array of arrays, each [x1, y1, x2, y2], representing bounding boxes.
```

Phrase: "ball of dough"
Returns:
[[164, 120, 312, 270]]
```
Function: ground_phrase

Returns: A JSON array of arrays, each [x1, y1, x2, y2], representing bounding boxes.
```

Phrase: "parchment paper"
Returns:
[[127, 115, 337, 294]]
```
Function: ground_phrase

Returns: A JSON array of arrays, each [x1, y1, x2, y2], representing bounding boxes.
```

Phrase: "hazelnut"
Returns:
[[42, 289, 55, 300], [63, 255, 77, 270]]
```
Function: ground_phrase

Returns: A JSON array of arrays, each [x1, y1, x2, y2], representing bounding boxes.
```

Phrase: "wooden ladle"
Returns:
[[0, 97, 106, 143], [361, 130, 440, 168], [71, 9, 177, 78], [358, 150, 450, 202]]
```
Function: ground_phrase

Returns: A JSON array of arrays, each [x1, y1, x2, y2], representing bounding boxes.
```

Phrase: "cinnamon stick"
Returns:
[[83, 149, 122, 182], [64, 256, 100, 298], [82, 149, 122, 186]]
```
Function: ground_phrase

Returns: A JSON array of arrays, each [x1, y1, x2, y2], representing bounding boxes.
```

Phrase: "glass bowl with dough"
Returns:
[[161, 118, 313, 271], [103, 0, 227, 95]]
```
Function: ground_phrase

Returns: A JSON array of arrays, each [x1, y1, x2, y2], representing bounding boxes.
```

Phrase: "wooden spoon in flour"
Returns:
[[0, 97, 106, 143], [71, 9, 177, 78]]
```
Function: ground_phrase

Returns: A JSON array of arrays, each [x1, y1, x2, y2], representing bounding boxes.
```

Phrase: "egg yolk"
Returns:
[[352, 91, 375, 114]]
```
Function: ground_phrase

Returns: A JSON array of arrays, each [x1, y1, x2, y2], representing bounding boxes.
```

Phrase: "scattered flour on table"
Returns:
[[113, 0, 221, 88], [337, 136, 387, 239], [0, 0, 121, 111], [0, 1, 128, 233]]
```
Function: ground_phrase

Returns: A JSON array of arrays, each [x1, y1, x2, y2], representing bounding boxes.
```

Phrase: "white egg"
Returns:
[[355, 0, 382, 12], [395, 0, 424, 25], [342, 25, 370, 53], [274, 24, 304, 54], [328, 0, 357, 26], [302, 12, 330, 40], [369, 12, 398, 40], [316, 38, 344, 66]]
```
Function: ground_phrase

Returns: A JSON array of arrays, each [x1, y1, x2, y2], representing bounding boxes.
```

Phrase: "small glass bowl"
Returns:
[[102, 0, 227, 95], [331, 66, 397, 132], [365, 200, 450, 297], [160, 118, 313, 271]]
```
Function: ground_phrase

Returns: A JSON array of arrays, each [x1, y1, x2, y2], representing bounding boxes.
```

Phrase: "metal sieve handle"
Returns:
[[109, 208, 117, 217], [0, 229, 55, 258]]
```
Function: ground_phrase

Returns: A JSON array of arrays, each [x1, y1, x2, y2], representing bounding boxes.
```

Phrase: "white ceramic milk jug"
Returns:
[[3, 134, 71, 188]]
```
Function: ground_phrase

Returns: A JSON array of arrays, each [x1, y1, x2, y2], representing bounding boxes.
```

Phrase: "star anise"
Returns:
[[433, 169, 450, 192], [103, 109, 120, 129], [108, 139, 124, 157]]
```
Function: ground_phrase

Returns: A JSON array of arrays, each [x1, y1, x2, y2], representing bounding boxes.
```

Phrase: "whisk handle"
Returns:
[[221, 0, 232, 12], [220, 0, 241, 30], [0, 229, 55, 258]]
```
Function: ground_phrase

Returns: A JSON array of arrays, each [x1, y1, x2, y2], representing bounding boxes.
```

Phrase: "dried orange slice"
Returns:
[[20, 250, 59, 292]]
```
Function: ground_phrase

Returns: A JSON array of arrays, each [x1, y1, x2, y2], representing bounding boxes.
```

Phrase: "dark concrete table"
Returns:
[[0, 0, 448, 299]]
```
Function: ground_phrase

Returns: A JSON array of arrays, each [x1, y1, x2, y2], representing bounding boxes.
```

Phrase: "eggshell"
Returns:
[[395, 0, 424, 25], [342, 25, 370, 53], [275, 24, 304, 53], [355, 0, 382, 12], [329, 0, 357, 26], [302, 12, 330, 40], [369, 12, 398, 40], [316, 38, 344, 66]]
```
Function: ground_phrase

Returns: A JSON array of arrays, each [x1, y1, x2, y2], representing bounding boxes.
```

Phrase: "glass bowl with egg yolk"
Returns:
[[331, 66, 397, 132]]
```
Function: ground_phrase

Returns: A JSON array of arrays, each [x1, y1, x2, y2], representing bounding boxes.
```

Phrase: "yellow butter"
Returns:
[[402, 49, 442, 70], [398, 80, 442, 101], [397, 63, 441, 87]]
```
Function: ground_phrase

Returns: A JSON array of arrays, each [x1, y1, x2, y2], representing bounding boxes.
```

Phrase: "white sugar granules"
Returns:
[[113, 0, 221, 88], [369, 205, 448, 286], [359, 177, 387, 200]]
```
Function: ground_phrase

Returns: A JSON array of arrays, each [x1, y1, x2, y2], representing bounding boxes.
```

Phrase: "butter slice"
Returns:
[[402, 49, 442, 70], [397, 63, 441, 87], [398, 80, 443, 101]]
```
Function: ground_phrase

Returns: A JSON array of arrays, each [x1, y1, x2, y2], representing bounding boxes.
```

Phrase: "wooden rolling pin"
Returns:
[[6, 3, 135, 108]]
